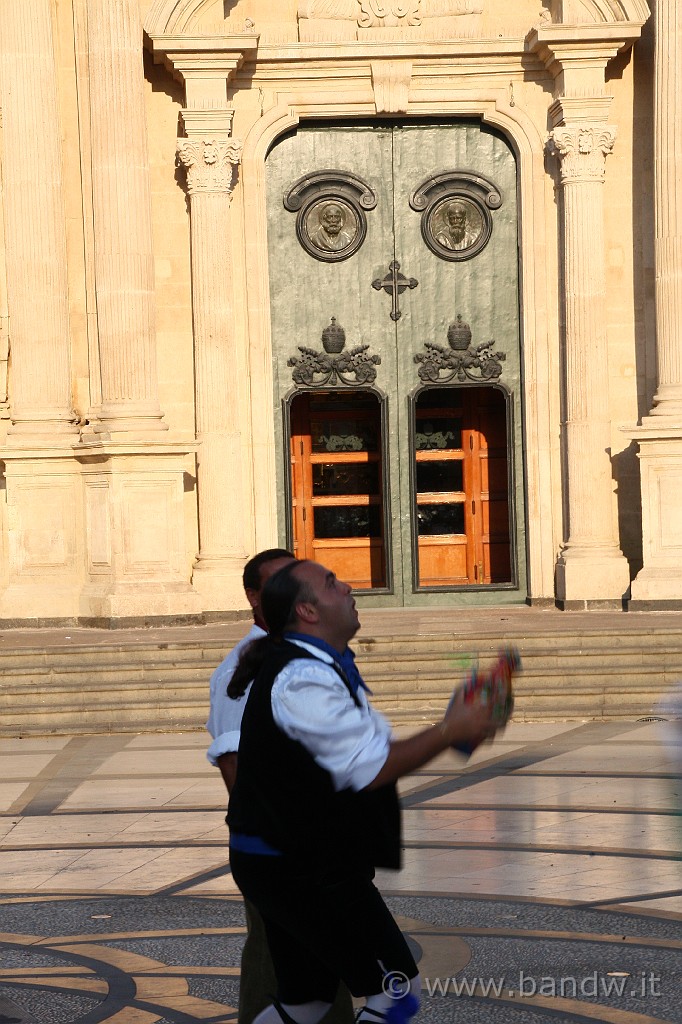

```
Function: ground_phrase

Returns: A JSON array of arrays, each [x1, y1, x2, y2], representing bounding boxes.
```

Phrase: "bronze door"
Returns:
[[267, 121, 524, 604]]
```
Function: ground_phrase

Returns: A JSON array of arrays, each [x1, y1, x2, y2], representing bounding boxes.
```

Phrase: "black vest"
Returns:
[[227, 640, 401, 871]]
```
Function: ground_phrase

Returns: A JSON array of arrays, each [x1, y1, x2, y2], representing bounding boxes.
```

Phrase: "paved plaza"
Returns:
[[0, 720, 681, 1024]]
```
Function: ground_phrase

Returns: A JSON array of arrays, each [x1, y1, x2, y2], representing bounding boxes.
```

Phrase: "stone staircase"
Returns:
[[2, 618, 682, 736]]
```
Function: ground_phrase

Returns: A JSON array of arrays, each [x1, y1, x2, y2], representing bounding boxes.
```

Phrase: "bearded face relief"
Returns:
[[305, 200, 359, 253], [430, 197, 483, 253]]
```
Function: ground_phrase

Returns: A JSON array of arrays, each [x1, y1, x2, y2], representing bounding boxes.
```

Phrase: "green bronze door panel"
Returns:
[[390, 122, 525, 603], [266, 120, 525, 606], [267, 124, 408, 601]]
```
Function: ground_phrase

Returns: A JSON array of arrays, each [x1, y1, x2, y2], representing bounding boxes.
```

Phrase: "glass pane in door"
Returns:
[[290, 390, 387, 590], [412, 386, 511, 588]]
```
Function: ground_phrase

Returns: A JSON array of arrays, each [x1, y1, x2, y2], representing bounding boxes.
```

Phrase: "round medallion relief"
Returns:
[[301, 198, 363, 262], [425, 195, 491, 262]]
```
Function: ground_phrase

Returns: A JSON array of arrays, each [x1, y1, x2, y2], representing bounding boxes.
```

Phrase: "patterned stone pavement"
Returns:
[[0, 720, 681, 1024]]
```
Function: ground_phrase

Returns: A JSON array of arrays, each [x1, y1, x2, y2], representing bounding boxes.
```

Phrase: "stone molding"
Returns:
[[549, 124, 617, 184], [297, 0, 483, 41], [177, 138, 243, 196], [144, 33, 259, 100], [370, 60, 413, 114]]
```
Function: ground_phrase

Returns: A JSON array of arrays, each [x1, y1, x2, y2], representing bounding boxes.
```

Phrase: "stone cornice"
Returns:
[[527, 22, 644, 100], [238, 37, 532, 63], [143, 33, 259, 92]]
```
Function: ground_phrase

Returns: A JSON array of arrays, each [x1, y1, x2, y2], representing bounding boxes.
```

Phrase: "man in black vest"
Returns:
[[206, 549, 354, 1024], [228, 559, 499, 1024]]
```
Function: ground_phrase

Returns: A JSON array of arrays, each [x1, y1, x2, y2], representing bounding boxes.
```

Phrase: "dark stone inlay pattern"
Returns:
[[453, 935, 679, 1022], [0, 986, 100, 1024], [104, 934, 245, 967], [0, 896, 246, 935], [0, 892, 680, 1024], [385, 895, 682, 941]]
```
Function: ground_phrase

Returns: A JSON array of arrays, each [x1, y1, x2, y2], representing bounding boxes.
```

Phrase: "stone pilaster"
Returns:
[[647, 0, 682, 420], [626, 0, 682, 605], [177, 129, 247, 609], [0, 0, 78, 442], [549, 123, 631, 605], [85, 0, 166, 436], [0, 0, 82, 620]]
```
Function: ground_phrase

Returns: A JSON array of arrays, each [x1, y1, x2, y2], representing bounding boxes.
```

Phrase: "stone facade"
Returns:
[[0, 0, 677, 622]]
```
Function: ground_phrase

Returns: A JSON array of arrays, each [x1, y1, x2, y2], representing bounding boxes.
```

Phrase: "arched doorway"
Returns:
[[268, 119, 526, 605]]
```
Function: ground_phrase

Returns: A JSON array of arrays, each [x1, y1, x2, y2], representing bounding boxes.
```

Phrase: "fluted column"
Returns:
[[0, 0, 77, 441], [86, 0, 166, 434], [648, 0, 682, 419], [177, 132, 247, 605], [550, 124, 630, 605], [627, 0, 682, 605]]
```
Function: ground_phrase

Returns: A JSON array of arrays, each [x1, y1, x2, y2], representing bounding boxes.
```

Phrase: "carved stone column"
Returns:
[[648, 0, 682, 421], [85, 0, 166, 435], [626, 0, 682, 605], [550, 124, 631, 606], [70, 0, 200, 623], [0, 0, 83, 621], [0, 0, 77, 441], [177, 130, 247, 608]]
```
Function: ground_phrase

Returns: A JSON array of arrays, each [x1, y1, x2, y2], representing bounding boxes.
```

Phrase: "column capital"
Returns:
[[176, 137, 243, 196], [548, 124, 617, 185]]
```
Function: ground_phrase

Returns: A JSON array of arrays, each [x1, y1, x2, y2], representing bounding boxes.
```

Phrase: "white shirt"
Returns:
[[206, 622, 265, 765], [272, 639, 392, 793]]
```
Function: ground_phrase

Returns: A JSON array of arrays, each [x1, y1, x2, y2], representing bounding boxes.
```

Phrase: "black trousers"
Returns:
[[230, 850, 418, 1004]]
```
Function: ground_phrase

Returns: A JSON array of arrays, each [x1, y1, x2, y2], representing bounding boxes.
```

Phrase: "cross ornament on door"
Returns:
[[372, 260, 418, 321]]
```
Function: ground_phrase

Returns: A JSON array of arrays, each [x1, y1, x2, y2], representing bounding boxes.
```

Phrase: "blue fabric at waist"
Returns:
[[230, 833, 283, 856]]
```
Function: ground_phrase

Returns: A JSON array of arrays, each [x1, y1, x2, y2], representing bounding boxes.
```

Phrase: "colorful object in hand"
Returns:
[[449, 646, 520, 755]]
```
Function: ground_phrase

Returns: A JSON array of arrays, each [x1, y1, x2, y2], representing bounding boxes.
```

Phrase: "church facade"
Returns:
[[0, 0, 680, 623]]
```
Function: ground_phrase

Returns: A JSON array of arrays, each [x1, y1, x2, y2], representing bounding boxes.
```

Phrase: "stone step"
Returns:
[[1, 633, 681, 673], [1, 624, 681, 735], [0, 657, 678, 699], [0, 669, 673, 736]]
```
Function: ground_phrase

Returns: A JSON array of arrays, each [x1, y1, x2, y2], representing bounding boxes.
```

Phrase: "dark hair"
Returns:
[[228, 560, 316, 699], [242, 548, 294, 592]]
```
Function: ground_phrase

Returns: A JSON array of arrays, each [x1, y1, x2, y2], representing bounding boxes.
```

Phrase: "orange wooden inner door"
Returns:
[[290, 391, 386, 589], [414, 386, 511, 588]]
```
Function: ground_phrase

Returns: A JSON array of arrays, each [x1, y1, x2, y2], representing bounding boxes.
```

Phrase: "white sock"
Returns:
[[359, 974, 421, 1018]]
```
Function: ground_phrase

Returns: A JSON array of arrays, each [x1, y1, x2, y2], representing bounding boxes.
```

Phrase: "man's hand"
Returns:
[[440, 686, 499, 752]]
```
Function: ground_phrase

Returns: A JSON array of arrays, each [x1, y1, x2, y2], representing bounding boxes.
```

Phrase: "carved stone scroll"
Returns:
[[410, 171, 502, 261], [297, 0, 483, 40], [284, 170, 377, 263]]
